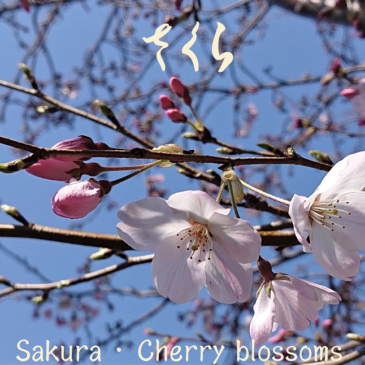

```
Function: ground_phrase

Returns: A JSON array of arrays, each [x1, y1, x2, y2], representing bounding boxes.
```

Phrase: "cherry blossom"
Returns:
[[250, 258, 341, 347], [289, 151, 365, 280], [116, 190, 261, 304], [52, 178, 111, 219]]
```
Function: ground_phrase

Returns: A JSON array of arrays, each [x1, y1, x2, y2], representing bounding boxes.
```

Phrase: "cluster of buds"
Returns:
[[321, 58, 346, 85], [25, 136, 109, 182], [160, 77, 192, 124]]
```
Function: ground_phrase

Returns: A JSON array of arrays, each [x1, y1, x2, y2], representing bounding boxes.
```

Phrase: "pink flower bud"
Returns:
[[314, 316, 320, 327], [18, 0, 30, 12], [52, 178, 112, 219], [268, 329, 291, 344], [52, 136, 96, 161], [26, 159, 81, 182], [169, 77, 191, 105], [159, 95, 176, 110], [174, 0, 183, 10], [358, 118, 365, 126], [330, 58, 341, 75], [322, 319, 333, 330], [166, 108, 187, 123], [340, 88, 359, 99]]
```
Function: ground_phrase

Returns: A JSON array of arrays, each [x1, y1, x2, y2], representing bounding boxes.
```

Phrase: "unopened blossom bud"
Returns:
[[153, 144, 184, 168], [166, 108, 187, 123], [314, 316, 320, 327], [89, 248, 114, 260], [0, 275, 12, 286], [52, 136, 97, 161], [93, 100, 120, 126], [268, 329, 293, 344], [340, 88, 359, 99], [308, 150, 333, 165], [31, 293, 48, 304], [181, 132, 198, 140], [52, 178, 112, 219], [1, 204, 29, 225], [0, 159, 25, 174], [358, 118, 365, 126], [169, 77, 191, 105], [256, 142, 283, 156], [159, 95, 176, 110], [322, 319, 333, 330], [26, 159, 82, 181], [174, 0, 183, 10], [216, 147, 234, 155], [346, 333, 365, 341], [330, 58, 341, 75], [321, 73, 334, 85], [19, 63, 38, 89], [257, 256, 276, 283], [36, 105, 58, 114], [18, 0, 30, 12], [222, 168, 244, 203], [57, 280, 71, 289]]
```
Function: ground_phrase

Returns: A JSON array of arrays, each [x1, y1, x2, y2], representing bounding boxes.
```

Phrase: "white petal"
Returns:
[[293, 277, 341, 308], [167, 190, 230, 224], [117, 197, 189, 251], [151, 236, 206, 304], [310, 223, 360, 280], [250, 289, 276, 347], [324, 192, 365, 250], [205, 243, 253, 304], [208, 212, 261, 264], [316, 152, 365, 199], [272, 280, 316, 331], [289, 194, 313, 250]]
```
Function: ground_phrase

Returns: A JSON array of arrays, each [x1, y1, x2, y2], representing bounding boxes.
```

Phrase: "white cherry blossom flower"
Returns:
[[117, 190, 261, 304], [289, 151, 365, 280], [250, 259, 341, 347]]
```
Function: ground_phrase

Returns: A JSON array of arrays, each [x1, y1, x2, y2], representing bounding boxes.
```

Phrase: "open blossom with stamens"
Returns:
[[250, 258, 341, 347], [289, 151, 365, 280], [116, 190, 261, 304]]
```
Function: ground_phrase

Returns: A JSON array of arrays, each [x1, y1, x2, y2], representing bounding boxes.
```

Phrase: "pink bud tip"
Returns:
[[322, 319, 333, 330], [169, 77, 191, 105], [52, 179, 108, 219], [340, 88, 359, 99], [293, 118, 303, 129], [52, 136, 96, 161], [330, 58, 341, 74], [18, 0, 30, 12], [358, 118, 365, 126], [26, 159, 81, 181], [159, 95, 176, 110], [174, 0, 183, 11], [166, 108, 187, 123], [314, 316, 320, 327]]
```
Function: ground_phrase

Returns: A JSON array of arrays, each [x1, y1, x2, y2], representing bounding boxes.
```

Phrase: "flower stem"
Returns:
[[239, 179, 291, 207], [188, 104, 200, 122], [216, 182, 225, 203], [110, 160, 163, 186], [227, 181, 240, 218], [101, 163, 153, 172]]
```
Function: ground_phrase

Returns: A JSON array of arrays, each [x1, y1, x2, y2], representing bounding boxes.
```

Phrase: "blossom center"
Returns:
[[309, 198, 351, 232], [176, 222, 213, 262]]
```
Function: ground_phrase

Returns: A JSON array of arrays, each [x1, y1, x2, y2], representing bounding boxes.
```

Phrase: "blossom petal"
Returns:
[[207, 212, 261, 264], [316, 152, 365, 199], [250, 289, 276, 347], [205, 243, 253, 304], [293, 277, 341, 308], [289, 194, 313, 250], [310, 223, 360, 280], [324, 192, 365, 250], [117, 197, 189, 251], [167, 190, 230, 224], [272, 280, 316, 331], [151, 236, 206, 303]]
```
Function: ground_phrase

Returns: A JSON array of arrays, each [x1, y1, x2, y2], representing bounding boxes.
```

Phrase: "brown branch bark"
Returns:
[[0, 222, 299, 249]]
